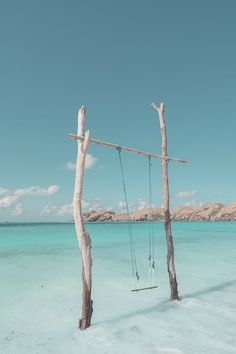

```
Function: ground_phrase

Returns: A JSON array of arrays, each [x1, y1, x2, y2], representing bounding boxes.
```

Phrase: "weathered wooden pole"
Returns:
[[151, 102, 179, 300], [73, 106, 93, 329]]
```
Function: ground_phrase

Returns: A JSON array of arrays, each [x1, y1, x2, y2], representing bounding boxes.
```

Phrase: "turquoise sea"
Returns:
[[1, 222, 236, 354]]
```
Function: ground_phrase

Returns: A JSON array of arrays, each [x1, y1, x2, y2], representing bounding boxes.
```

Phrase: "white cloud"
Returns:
[[47, 185, 60, 195], [183, 200, 203, 208], [11, 203, 23, 216], [41, 204, 73, 217], [138, 198, 148, 210], [88, 199, 102, 212], [41, 205, 57, 215], [57, 204, 73, 216], [66, 161, 76, 170], [118, 201, 126, 209], [0, 187, 9, 195], [80, 198, 103, 212], [0, 195, 19, 207], [117, 200, 135, 213], [176, 190, 197, 198], [82, 200, 90, 209], [66, 154, 97, 171], [41, 198, 102, 217], [15, 185, 60, 197], [85, 154, 97, 169], [116, 198, 158, 213], [0, 185, 60, 211]]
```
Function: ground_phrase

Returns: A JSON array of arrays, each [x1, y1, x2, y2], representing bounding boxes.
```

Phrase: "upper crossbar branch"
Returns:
[[68, 134, 190, 164]]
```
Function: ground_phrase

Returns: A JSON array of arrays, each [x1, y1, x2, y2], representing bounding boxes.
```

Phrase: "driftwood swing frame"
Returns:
[[69, 102, 190, 330]]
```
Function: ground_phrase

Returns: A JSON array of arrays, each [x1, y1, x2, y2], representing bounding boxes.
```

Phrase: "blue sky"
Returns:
[[0, 0, 236, 221]]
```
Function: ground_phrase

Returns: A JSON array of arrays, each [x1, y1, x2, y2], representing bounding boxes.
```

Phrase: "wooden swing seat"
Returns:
[[131, 285, 158, 292]]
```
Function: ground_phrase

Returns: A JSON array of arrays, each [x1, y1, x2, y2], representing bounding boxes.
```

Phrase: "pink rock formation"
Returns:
[[82, 203, 236, 222]]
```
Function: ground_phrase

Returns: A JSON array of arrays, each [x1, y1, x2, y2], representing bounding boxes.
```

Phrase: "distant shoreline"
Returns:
[[1, 220, 236, 226], [81, 203, 236, 222], [2, 202, 236, 224]]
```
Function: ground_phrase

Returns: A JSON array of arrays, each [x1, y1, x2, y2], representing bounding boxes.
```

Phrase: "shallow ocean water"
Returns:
[[0, 222, 236, 354]]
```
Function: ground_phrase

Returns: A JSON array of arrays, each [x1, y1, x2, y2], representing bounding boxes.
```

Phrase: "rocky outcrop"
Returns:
[[83, 210, 115, 222], [82, 203, 236, 222], [111, 208, 164, 222], [212, 203, 236, 221], [171, 203, 224, 221]]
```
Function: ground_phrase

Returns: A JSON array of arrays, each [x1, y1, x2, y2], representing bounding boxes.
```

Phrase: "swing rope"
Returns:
[[148, 156, 156, 286], [117, 147, 140, 283]]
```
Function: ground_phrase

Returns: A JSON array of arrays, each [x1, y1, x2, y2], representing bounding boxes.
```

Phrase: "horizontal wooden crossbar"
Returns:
[[68, 134, 190, 163]]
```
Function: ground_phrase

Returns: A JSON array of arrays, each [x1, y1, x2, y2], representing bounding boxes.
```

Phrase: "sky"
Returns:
[[0, 0, 236, 222]]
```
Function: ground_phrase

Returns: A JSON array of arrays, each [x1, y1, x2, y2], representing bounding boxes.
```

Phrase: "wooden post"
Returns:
[[73, 106, 93, 330], [151, 102, 179, 300]]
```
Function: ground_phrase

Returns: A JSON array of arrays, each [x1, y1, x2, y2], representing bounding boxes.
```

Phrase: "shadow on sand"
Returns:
[[184, 278, 236, 298], [93, 278, 236, 326]]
